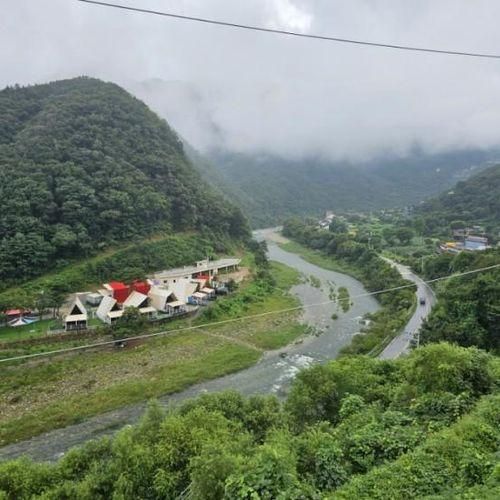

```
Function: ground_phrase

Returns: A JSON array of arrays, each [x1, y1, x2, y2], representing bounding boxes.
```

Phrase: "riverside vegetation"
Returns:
[[0, 242, 307, 446], [2, 226, 498, 498], [281, 218, 415, 355], [0, 343, 498, 499]]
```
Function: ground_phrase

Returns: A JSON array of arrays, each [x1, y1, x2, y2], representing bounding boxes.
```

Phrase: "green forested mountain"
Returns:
[[205, 150, 498, 227], [417, 164, 500, 234], [0, 77, 248, 283]]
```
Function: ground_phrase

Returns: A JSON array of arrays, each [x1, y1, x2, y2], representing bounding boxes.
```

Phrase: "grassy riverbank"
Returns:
[[0, 261, 306, 446], [279, 240, 363, 280]]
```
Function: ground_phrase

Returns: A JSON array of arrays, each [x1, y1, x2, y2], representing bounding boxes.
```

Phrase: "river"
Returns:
[[0, 230, 379, 462]]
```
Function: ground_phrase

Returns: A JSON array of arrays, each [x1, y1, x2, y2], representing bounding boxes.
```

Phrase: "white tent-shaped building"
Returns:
[[170, 279, 198, 304], [123, 291, 156, 319], [148, 287, 185, 316], [123, 291, 148, 309], [8, 317, 36, 328], [64, 297, 88, 331], [96, 295, 122, 324]]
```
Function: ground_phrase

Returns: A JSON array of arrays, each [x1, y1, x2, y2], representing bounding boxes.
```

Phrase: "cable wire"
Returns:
[[1, 262, 498, 364], [76, 0, 500, 59]]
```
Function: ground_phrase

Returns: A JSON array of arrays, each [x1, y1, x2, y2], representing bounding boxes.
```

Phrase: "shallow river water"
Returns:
[[0, 232, 380, 461]]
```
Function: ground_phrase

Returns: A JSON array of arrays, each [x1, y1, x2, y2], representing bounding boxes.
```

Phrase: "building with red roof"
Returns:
[[105, 281, 130, 304], [132, 280, 151, 296], [5, 309, 23, 319]]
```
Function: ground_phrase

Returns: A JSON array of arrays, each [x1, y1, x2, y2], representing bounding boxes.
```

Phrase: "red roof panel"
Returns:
[[108, 281, 130, 303], [132, 281, 150, 295], [5, 309, 22, 316], [108, 281, 128, 291]]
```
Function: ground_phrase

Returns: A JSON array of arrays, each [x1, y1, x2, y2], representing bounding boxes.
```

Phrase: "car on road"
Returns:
[[419, 297, 426, 305]]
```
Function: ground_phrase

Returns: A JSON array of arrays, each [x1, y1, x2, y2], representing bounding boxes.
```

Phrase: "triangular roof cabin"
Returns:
[[65, 297, 88, 322], [69, 297, 86, 316], [123, 291, 149, 309], [96, 295, 119, 322]]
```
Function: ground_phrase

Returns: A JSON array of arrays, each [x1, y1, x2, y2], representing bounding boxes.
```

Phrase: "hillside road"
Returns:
[[378, 258, 436, 360]]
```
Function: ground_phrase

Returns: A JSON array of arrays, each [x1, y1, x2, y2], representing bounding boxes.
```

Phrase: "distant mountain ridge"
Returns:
[[0, 77, 248, 282], [125, 78, 500, 228], [417, 163, 500, 233], [202, 149, 498, 227]]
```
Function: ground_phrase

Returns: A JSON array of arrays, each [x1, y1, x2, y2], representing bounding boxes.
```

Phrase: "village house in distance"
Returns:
[[439, 226, 490, 253], [56, 258, 240, 332]]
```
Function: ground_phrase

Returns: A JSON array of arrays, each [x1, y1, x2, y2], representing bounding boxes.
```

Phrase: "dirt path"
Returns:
[[254, 227, 289, 244], [203, 330, 264, 352]]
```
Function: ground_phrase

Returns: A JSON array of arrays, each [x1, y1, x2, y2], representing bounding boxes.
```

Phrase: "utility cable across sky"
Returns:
[[77, 0, 500, 59]]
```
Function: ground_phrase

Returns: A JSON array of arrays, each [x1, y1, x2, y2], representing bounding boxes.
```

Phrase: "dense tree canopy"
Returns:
[[421, 249, 500, 352], [417, 164, 500, 237], [0, 77, 249, 284], [0, 343, 498, 499], [201, 149, 495, 227]]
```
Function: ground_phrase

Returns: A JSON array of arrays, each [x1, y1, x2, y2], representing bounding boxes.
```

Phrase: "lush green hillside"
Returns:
[[206, 150, 498, 227], [0, 77, 249, 285], [417, 163, 500, 235], [1, 343, 498, 498], [420, 249, 500, 352]]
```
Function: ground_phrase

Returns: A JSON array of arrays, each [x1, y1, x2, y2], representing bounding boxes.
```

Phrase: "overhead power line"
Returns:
[[76, 0, 500, 59], [1, 262, 499, 364]]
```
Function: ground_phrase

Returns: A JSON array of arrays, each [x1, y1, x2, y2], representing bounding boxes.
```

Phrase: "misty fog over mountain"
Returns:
[[4, 0, 500, 163]]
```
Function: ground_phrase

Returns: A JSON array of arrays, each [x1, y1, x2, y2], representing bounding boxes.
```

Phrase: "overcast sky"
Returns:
[[3, 0, 500, 161]]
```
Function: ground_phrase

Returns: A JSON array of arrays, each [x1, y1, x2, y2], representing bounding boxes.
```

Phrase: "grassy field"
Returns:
[[0, 261, 306, 446], [242, 323, 307, 350], [279, 240, 364, 280], [0, 333, 260, 445], [0, 319, 61, 343]]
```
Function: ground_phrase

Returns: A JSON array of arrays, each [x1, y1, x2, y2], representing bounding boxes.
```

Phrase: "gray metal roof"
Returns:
[[151, 258, 241, 280]]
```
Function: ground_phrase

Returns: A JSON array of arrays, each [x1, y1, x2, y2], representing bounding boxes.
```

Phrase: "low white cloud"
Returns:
[[2, 0, 500, 162], [266, 0, 313, 32]]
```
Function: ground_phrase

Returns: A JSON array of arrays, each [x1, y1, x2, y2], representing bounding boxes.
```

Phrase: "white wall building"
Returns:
[[150, 258, 240, 286], [148, 287, 185, 316]]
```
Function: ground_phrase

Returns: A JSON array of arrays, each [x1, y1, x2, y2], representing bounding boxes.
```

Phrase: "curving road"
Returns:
[[378, 258, 436, 359]]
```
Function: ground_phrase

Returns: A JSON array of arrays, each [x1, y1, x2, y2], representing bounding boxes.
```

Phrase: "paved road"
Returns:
[[378, 258, 436, 359]]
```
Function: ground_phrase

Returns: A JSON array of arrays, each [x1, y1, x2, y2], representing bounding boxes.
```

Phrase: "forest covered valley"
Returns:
[[0, 83, 498, 495], [2, 1, 500, 498]]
